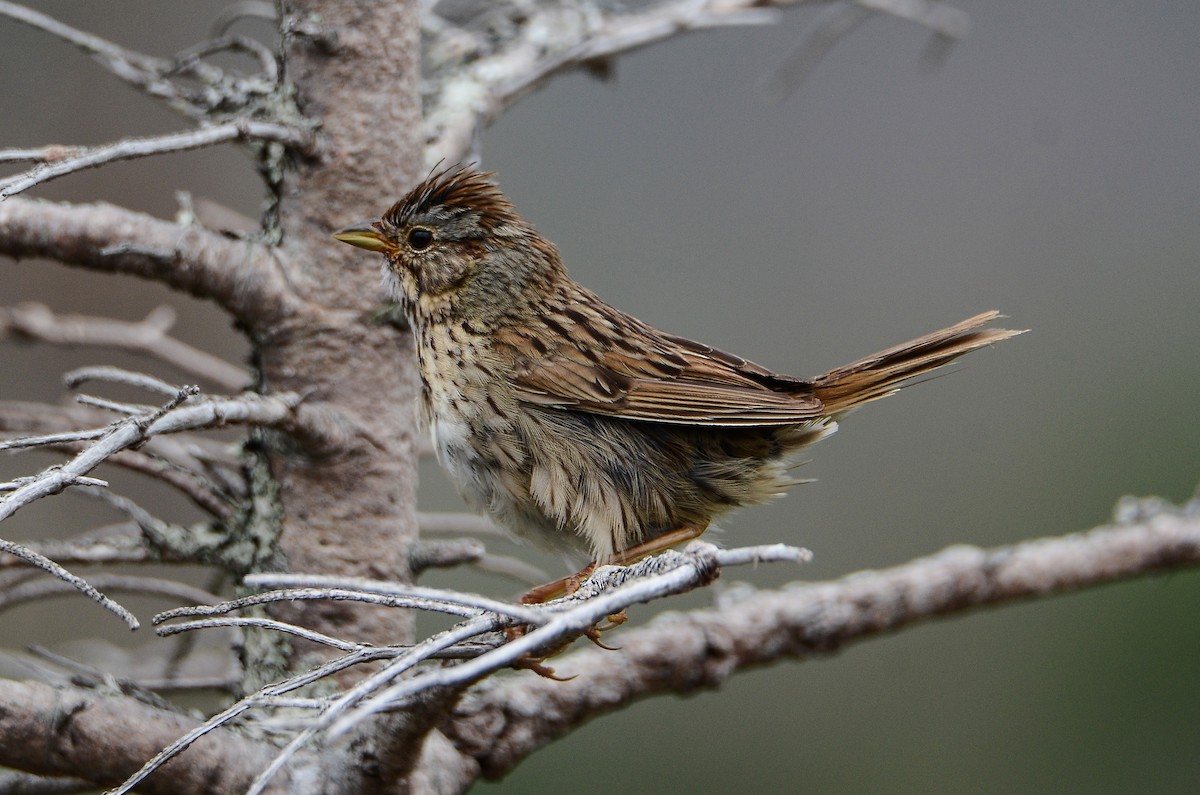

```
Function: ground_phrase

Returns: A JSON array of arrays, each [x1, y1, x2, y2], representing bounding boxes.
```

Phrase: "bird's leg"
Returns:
[[605, 525, 707, 567], [518, 525, 707, 605], [581, 525, 705, 643], [518, 563, 595, 605], [509, 526, 706, 674]]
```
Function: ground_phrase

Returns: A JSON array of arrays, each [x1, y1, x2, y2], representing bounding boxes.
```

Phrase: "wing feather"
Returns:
[[505, 290, 822, 427]]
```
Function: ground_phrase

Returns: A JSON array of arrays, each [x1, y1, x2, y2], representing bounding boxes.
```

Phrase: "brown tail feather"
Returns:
[[809, 311, 1024, 416]]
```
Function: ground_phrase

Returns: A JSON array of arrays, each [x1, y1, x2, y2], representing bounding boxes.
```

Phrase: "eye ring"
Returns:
[[407, 227, 434, 251]]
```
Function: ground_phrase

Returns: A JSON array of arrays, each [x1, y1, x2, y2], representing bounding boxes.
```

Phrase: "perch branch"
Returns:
[[431, 496, 1200, 781]]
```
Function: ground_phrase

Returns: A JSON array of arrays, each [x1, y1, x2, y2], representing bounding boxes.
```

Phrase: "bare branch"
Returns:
[[424, 1, 775, 164], [0, 198, 300, 326], [174, 574, 548, 626], [3, 389, 348, 458], [0, 304, 249, 390], [0, 769, 94, 794], [0, 400, 245, 508], [436, 499, 1200, 780], [328, 543, 808, 737], [0, 388, 207, 629], [0, 679, 279, 795], [416, 511, 506, 536], [0, 435, 236, 520], [0, 387, 352, 625], [64, 365, 182, 397], [0, 1, 280, 122], [0, 121, 313, 200], [0, 526, 151, 570], [114, 544, 802, 793], [0, 573, 219, 615], [0, 537, 138, 629], [423, 0, 971, 164], [102, 645, 405, 795]]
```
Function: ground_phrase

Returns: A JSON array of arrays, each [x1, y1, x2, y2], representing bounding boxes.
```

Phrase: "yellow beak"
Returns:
[[333, 221, 391, 252]]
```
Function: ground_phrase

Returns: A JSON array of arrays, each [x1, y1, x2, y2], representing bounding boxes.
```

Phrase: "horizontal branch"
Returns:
[[437, 498, 1200, 780], [0, 387, 355, 624], [0, 572, 219, 615], [0, 120, 313, 200], [424, 0, 970, 164], [1, 302, 250, 391], [0, 197, 300, 326], [0, 1, 278, 121], [0, 400, 244, 516], [0, 528, 151, 569], [0, 679, 280, 795]]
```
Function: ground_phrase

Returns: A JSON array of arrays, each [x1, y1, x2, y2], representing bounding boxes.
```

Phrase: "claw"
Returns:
[[511, 655, 577, 680], [584, 625, 621, 651]]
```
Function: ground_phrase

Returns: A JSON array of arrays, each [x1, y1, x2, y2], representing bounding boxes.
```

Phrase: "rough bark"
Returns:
[[261, 1, 425, 649]]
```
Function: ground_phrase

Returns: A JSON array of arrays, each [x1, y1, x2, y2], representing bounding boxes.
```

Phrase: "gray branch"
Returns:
[[429, 497, 1200, 783], [423, 0, 971, 165], [0, 679, 282, 794], [0, 1, 280, 121], [0, 387, 354, 626], [0, 121, 312, 200], [0, 198, 300, 327]]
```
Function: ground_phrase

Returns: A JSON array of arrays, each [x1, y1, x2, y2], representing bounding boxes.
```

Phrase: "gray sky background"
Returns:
[[2, 2, 1198, 792]]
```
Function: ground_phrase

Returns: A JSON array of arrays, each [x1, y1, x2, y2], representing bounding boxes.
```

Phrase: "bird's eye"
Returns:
[[407, 227, 434, 251]]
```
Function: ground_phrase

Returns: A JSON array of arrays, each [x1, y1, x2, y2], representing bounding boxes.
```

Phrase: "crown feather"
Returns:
[[384, 165, 517, 230]]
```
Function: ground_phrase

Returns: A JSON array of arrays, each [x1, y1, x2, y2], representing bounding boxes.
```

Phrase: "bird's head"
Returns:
[[334, 166, 564, 325]]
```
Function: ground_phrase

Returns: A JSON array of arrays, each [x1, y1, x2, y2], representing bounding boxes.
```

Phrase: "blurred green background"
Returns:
[[2, 2, 1198, 793]]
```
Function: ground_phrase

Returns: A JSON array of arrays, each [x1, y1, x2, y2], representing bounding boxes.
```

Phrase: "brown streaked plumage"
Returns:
[[335, 166, 1022, 566]]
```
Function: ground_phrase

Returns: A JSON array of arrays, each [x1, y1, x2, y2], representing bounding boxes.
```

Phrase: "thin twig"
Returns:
[[0, 121, 312, 199], [243, 618, 498, 795], [158, 617, 364, 652], [0, 537, 138, 628], [242, 573, 549, 625], [0, 526, 150, 569], [0, 303, 248, 391], [73, 395, 154, 416], [330, 543, 806, 735], [103, 645, 409, 795], [160, 576, 546, 626], [0, 389, 223, 627], [417, 511, 507, 536], [0, 573, 218, 614], [64, 365, 188, 397]]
